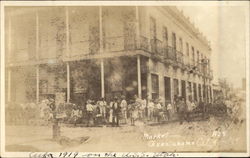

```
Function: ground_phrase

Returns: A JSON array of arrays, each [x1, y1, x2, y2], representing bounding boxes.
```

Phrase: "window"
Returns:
[[186, 43, 189, 56], [192, 46, 195, 66], [197, 51, 200, 71], [172, 32, 176, 50], [179, 38, 183, 52], [186, 43, 189, 65], [163, 27, 168, 48]]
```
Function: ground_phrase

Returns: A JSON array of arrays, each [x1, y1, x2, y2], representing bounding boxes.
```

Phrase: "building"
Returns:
[[5, 6, 213, 106]]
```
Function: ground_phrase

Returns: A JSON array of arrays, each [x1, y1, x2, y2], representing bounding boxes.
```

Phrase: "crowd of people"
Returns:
[[6, 94, 208, 126]]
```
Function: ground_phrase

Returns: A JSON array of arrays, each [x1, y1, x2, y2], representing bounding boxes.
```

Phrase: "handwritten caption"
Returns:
[[29, 152, 178, 158]]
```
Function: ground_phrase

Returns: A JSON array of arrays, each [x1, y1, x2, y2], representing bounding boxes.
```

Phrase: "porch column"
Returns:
[[36, 66, 39, 104], [147, 58, 152, 100], [185, 81, 189, 101], [201, 82, 204, 102], [196, 82, 200, 102], [208, 84, 211, 103], [101, 59, 105, 98], [7, 69, 11, 102], [178, 79, 181, 97], [170, 77, 174, 104], [99, 6, 105, 98], [135, 6, 140, 48], [191, 82, 194, 101], [66, 62, 70, 103], [137, 55, 142, 98], [211, 84, 214, 103]]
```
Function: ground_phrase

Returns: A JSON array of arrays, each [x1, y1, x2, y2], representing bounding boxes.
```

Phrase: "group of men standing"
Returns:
[[83, 94, 204, 127]]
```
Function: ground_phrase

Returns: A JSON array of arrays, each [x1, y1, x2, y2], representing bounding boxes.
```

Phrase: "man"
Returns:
[[166, 101, 173, 121], [178, 97, 187, 124], [140, 98, 147, 120], [98, 97, 107, 122], [186, 99, 194, 122], [112, 97, 121, 127], [86, 99, 94, 127], [148, 99, 154, 121], [120, 95, 127, 123]]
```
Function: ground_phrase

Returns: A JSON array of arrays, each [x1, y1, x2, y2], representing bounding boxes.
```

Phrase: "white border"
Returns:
[[0, 1, 249, 157]]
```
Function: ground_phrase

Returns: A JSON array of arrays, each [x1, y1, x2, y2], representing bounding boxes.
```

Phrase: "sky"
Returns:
[[177, 5, 248, 88]]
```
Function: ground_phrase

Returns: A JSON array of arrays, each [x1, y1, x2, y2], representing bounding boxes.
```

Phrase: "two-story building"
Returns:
[[5, 6, 213, 106]]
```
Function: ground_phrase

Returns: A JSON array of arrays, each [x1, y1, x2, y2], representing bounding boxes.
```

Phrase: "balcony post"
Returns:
[[66, 62, 70, 103], [36, 66, 39, 104], [135, 6, 140, 49], [137, 55, 142, 98], [99, 6, 105, 98]]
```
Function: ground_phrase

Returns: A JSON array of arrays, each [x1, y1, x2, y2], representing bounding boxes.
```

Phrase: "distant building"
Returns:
[[5, 6, 213, 106]]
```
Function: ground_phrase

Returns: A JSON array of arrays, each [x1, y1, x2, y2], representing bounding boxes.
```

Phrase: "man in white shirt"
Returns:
[[120, 95, 127, 123], [86, 100, 93, 127], [148, 99, 154, 121]]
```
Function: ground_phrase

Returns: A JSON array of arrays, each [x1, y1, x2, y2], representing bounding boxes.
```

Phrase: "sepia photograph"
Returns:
[[1, 1, 249, 157]]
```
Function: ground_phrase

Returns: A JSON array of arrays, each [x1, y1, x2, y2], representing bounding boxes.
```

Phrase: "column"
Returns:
[[196, 82, 199, 102], [135, 6, 140, 48], [36, 66, 39, 104], [159, 75, 165, 106], [191, 82, 194, 101], [211, 84, 214, 103], [66, 7, 70, 103], [101, 59, 105, 98], [66, 62, 70, 103], [208, 84, 211, 103], [137, 55, 142, 98], [99, 6, 105, 98], [178, 79, 181, 97], [65, 7, 69, 57], [185, 80, 189, 101], [201, 83, 204, 102], [7, 69, 11, 102], [170, 78, 174, 104], [147, 58, 152, 100]]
